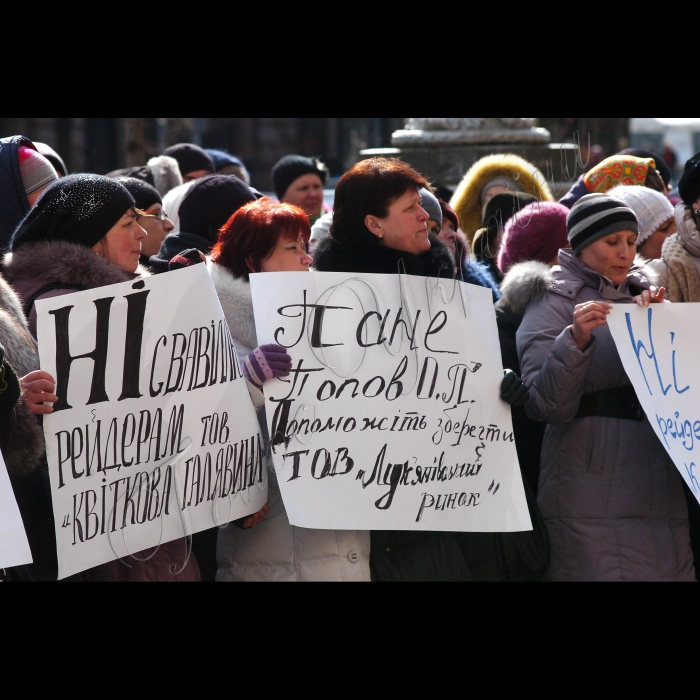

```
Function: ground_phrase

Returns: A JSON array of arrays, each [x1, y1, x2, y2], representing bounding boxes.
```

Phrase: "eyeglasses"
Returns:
[[137, 209, 169, 222]]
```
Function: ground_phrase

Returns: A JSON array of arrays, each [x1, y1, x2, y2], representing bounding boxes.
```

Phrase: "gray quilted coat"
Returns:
[[516, 250, 694, 582]]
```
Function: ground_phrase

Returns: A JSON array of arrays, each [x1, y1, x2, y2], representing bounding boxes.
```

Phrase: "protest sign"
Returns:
[[608, 303, 700, 504], [37, 265, 266, 579], [251, 271, 531, 532], [0, 450, 32, 570]]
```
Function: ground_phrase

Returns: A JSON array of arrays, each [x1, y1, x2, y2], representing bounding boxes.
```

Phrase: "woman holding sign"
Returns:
[[4, 174, 203, 583], [313, 158, 535, 582], [517, 193, 694, 582], [210, 198, 372, 582]]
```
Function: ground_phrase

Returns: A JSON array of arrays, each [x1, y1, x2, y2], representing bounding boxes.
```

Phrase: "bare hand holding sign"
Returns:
[[37, 265, 266, 579]]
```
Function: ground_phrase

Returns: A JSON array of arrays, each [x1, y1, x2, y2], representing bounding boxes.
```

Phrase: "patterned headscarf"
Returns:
[[584, 155, 656, 194]]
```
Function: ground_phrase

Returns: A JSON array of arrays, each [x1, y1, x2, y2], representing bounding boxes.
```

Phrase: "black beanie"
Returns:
[[618, 148, 672, 189], [162, 143, 215, 177], [10, 174, 135, 252], [179, 175, 256, 243], [108, 165, 155, 187], [272, 155, 328, 201], [114, 177, 162, 211], [679, 152, 700, 208], [482, 192, 537, 229]]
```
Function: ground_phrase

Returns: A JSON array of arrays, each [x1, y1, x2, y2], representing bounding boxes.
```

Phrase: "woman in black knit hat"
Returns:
[[3, 174, 201, 583], [114, 177, 175, 270], [272, 155, 329, 225]]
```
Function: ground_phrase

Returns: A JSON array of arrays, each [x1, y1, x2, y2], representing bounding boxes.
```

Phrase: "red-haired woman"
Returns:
[[209, 199, 371, 582]]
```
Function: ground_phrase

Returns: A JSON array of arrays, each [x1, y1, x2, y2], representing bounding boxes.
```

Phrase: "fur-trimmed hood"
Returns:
[[0, 276, 44, 476], [499, 260, 553, 317], [207, 259, 257, 352], [313, 234, 455, 279], [449, 153, 554, 244]]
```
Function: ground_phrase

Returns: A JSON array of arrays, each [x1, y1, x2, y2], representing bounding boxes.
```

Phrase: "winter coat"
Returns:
[[463, 259, 501, 302], [314, 234, 549, 582], [0, 276, 58, 582], [517, 249, 694, 581], [209, 260, 371, 582], [660, 204, 700, 302], [495, 262, 548, 496], [449, 154, 554, 243], [0, 135, 33, 251], [3, 239, 201, 582]]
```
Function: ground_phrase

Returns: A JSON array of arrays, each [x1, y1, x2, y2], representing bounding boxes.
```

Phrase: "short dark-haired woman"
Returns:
[[314, 158, 533, 582], [210, 198, 371, 582]]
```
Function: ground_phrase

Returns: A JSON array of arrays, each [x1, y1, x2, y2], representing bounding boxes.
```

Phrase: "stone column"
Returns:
[[363, 118, 578, 194]]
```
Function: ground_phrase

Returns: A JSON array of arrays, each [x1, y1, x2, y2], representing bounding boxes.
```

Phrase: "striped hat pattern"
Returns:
[[18, 146, 58, 196], [567, 193, 639, 255]]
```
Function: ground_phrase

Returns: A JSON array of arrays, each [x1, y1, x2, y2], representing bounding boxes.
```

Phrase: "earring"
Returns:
[[378, 231, 384, 240]]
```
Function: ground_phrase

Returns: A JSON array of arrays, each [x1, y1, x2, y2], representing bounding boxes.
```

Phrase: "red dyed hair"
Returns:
[[211, 198, 311, 281]]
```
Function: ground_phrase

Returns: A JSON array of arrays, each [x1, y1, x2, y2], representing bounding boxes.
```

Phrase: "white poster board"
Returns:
[[0, 450, 32, 569], [609, 304, 700, 503], [251, 271, 531, 532], [37, 265, 266, 579]]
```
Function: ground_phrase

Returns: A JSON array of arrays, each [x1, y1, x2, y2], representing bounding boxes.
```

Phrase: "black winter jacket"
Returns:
[[314, 234, 548, 582]]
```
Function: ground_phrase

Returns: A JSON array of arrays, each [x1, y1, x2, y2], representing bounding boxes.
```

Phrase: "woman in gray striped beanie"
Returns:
[[512, 192, 694, 581]]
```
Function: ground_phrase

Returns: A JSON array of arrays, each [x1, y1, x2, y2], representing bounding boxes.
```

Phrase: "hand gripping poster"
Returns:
[[0, 449, 32, 570], [251, 271, 531, 532], [37, 265, 266, 579], [608, 303, 700, 504]]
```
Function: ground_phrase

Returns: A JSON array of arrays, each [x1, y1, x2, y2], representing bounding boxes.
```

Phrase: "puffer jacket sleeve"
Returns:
[[517, 292, 595, 425]]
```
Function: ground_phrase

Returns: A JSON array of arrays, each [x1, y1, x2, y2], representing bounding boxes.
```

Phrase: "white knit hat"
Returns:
[[609, 185, 674, 246]]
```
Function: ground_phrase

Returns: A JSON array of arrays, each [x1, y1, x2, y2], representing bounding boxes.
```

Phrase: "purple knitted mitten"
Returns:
[[243, 344, 293, 389]]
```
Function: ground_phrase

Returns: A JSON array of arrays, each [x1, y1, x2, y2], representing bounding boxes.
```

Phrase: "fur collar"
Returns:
[[313, 234, 455, 279], [0, 277, 44, 476], [499, 260, 553, 316], [3, 240, 150, 290], [207, 260, 258, 351]]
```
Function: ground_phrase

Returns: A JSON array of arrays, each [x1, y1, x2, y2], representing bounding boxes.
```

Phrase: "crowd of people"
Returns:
[[1, 131, 699, 583]]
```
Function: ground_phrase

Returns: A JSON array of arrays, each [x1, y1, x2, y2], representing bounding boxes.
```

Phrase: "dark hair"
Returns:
[[644, 167, 666, 194], [211, 198, 310, 281], [331, 158, 428, 246]]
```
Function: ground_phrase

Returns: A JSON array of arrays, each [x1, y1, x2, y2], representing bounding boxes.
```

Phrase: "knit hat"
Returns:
[[10, 174, 135, 252], [567, 193, 638, 255], [206, 149, 246, 172], [18, 147, 58, 196], [584, 156, 656, 193], [114, 177, 162, 211], [440, 200, 459, 230], [420, 188, 442, 226], [679, 151, 700, 208], [162, 143, 215, 178], [498, 202, 570, 274], [618, 148, 672, 189], [35, 142, 68, 178], [179, 174, 256, 243], [608, 185, 674, 246], [272, 155, 328, 201], [481, 176, 524, 204]]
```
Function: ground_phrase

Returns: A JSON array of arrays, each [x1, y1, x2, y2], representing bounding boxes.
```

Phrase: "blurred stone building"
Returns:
[[0, 118, 629, 190], [0, 118, 404, 190]]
